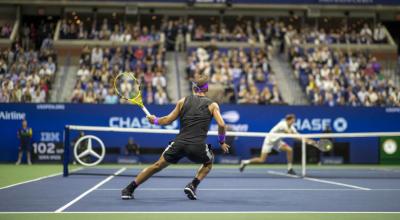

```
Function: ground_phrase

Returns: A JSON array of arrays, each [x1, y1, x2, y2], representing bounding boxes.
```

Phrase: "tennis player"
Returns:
[[121, 73, 230, 200], [239, 114, 315, 175]]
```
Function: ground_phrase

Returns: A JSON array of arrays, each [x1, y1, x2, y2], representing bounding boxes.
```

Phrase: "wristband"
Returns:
[[154, 117, 159, 125], [218, 134, 226, 144]]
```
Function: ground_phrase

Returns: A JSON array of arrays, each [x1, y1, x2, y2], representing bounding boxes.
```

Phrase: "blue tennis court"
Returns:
[[1, 166, 400, 213]]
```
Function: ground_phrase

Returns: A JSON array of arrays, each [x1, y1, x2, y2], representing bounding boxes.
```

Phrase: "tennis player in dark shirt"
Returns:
[[121, 73, 230, 200]]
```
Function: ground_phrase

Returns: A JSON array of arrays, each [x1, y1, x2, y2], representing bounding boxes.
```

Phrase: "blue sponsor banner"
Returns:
[[0, 103, 399, 163]]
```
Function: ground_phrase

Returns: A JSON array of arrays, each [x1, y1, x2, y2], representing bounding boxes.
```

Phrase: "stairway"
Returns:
[[165, 51, 190, 102], [49, 53, 78, 102], [270, 54, 309, 105]]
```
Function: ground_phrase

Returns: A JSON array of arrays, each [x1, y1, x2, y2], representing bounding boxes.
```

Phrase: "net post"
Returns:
[[301, 137, 306, 177], [63, 125, 70, 177]]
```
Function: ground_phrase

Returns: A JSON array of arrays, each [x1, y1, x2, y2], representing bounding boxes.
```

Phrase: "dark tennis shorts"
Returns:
[[18, 144, 30, 151], [163, 142, 214, 164]]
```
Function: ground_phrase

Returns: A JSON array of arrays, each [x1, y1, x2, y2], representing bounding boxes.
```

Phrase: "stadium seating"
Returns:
[[71, 44, 168, 104], [186, 46, 284, 104], [0, 46, 57, 103], [288, 45, 399, 106]]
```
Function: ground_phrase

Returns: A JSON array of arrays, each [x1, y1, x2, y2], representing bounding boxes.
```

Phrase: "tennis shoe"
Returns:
[[184, 183, 197, 200], [239, 161, 246, 172], [121, 186, 134, 200], [287, 168, 297, 176]]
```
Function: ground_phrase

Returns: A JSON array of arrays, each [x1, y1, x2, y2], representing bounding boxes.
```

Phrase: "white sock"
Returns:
[[242, 160, 250, 165], [288, 163, 293, 170]]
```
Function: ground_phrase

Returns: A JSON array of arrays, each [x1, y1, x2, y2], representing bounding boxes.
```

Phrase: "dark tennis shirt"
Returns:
[[174, 95, 214, 145], [18, 128, 32, 146]]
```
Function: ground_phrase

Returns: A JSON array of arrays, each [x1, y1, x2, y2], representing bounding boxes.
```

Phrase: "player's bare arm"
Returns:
[[147, 98, 185, 125], [209, 102, 230, 154], [290, 130, 316, 145]]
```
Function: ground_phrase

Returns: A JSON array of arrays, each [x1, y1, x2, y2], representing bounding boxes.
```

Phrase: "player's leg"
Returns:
[[184, 144, 213, 200], [279, 142, 296, 175], [26, 148, 32, 165], [15, 146, 23, 165], [239, 140, 273, 172], [239, 152, 268, 171], [135, 156, 170, 185], [121, 142, 181, 200], [121, 155, 170, 199], [184, 162, 212, 200], [195, 162, 212, 181]]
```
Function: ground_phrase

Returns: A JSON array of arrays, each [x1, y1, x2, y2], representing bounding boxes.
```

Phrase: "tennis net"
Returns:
[[63, 125, 400, 179]]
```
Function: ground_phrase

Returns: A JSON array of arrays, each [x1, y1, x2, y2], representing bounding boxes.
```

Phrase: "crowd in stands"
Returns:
[[289, 45, 400, 106], [71, 44, 169, 104], [0, 43, 57, 103], [59, 17, 390, 53], [60, 18, 163, 43], [1, 14, 398, 107], [285, 22, 388, 45], [19, 19, 57, 51], [59, 17, 277, 50], [186, 46, 283, 105], [0, 18, 57, 103]]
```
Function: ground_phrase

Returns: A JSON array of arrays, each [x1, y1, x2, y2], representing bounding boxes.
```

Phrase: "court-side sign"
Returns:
[[0, 104, 399, 163]]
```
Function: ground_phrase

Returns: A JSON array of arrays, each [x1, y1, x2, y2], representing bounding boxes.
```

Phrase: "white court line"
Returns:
[[54, 167, 126, 213], [304, 177, 371, 191], [0, 167, 83, 190], [94, 188, 400, 191], [1, 211, 400, 214], [267, 171, 371, 191]]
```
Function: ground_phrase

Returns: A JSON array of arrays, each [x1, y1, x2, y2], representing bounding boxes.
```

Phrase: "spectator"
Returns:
[[31, 87, 45, 103], [373, 23, 387, 43], [124, 137, 140, 155], [1, 23, 11, 38], [152, 71, 167, 89], [360, 23, 372, 44], [104, 89, 119, 104], [83, 90, 97, 103], [154, 87, 168, 105], [91, 46, 103, 65]]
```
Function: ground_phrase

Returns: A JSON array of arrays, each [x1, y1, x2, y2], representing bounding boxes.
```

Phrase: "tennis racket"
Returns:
[[113, 71, 151, 116], [312, 139, 333, 152]]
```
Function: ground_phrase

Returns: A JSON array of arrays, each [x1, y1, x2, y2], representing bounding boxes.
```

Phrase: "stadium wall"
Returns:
[[0, 103, 399, 164]]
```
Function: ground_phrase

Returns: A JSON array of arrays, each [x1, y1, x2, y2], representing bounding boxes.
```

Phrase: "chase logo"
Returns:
[[333, 117, 348, 132], [295, 117, 348, 132], [222, 111, 240, 123]]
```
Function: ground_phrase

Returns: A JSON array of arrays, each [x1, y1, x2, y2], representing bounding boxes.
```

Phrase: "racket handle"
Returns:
[[142, 106, 151, 116]]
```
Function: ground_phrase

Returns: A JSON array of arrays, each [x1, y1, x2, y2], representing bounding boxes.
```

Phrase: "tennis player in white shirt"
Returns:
[[239, 114, 315, 175]]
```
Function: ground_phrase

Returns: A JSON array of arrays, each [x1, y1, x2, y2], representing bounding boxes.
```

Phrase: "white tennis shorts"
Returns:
[[261, 138, 288, 154]]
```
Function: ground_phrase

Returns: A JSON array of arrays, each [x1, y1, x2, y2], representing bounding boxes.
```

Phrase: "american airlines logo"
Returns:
[[0, 111, 26, 120], [222, 111, 240, 123]]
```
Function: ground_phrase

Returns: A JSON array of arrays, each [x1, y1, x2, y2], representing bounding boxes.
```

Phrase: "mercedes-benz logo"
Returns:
[[74, 135, 105, 166]]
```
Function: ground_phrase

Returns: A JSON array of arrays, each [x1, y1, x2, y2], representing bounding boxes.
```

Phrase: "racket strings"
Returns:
[[114, 72, 145, 107]]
